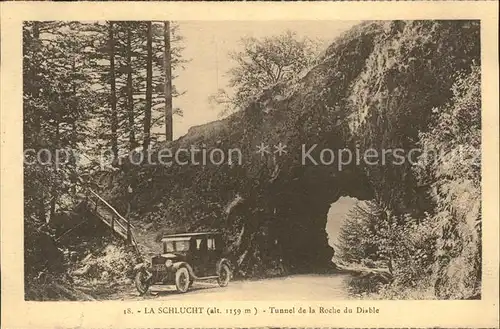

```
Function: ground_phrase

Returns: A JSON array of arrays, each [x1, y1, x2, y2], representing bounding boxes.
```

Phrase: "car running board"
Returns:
[[194, 275, 219, 280]]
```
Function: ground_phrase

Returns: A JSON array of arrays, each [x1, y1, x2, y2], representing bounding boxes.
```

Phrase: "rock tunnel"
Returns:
[[92, 20, 480, 278]]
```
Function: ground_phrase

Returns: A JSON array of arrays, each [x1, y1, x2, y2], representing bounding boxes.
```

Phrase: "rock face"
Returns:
[[93, 21, 480, 285]]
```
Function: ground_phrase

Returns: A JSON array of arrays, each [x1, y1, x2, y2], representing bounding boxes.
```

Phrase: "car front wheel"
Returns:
[[135, 270, 150, 295], [175, 267, 190, 293], [217, 263, 231, 287]]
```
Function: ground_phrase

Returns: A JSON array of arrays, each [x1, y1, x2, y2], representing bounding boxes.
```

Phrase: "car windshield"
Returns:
[[164, 239, 190, 252]]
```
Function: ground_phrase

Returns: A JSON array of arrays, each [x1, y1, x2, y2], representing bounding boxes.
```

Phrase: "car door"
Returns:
[[192, 237, 209, 277], [205, 236, 218, 276]]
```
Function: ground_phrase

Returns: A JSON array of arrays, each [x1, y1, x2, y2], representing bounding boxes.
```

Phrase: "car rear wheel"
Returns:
[[175, 267, 190, 293], [217, 263, 231, 287], [135, 270, 150, 295]]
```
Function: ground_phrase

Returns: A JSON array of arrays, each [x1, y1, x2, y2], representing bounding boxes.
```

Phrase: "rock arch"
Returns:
[[97, 20, 480, 278]]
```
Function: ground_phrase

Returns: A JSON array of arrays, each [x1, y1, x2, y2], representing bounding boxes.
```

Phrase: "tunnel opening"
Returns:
[[263, 167, 375, 275], [326, 196, 359, 254]]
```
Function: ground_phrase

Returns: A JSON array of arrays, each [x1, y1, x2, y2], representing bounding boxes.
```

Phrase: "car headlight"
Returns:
[[165, 259, 173, 267]]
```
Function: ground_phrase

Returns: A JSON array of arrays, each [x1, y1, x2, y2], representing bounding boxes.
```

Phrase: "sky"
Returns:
[[165, 20, 359, 140]]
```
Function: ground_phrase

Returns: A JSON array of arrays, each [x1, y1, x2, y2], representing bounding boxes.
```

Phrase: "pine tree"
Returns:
[[23, 21, 101, 223], [108, 21, 119, 159], [125, 23, 136, 150], [163, 21, 173, 142], [143, 21, 153, 151]]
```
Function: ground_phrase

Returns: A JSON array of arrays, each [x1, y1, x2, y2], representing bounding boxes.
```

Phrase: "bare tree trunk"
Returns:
[[31, 22, 41, 146], [108, 21, 118, 159], [126, 25, 136, 150], [70, 59, 77, 196], [143, 21, 153, 151], [163, 21, 173, 142], [30, 22, 46, 223]]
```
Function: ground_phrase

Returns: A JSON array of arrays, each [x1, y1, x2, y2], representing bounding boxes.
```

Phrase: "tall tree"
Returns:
[[143, 21, 153, 150], [209, 30, 320, 115], [23, 21, 98, 222], [25, 21, 47, 223], [163, 21, 173, 142], [82, 21, 186, 154], [125, 24, 136, 150], [108, 21, 119, 159], [30, 22, 41, 144]]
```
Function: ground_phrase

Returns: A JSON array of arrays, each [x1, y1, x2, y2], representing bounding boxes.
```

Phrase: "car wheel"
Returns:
[[135, 270, 150, 295], [217, 263, 231, 287], [175, 267, 190, 293]]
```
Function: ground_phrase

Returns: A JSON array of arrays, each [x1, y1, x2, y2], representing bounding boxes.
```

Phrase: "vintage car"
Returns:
[[134, 232, 232, 294]]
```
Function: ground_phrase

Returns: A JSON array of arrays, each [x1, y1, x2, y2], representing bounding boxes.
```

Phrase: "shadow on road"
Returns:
[[149, 282, 220, 297]]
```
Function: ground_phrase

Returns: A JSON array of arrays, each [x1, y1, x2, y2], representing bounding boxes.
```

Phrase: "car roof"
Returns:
[[162, 232, 221, 239]]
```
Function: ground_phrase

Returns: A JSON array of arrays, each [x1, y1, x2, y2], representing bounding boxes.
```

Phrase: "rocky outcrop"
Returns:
[[92, 20, 480, 291]]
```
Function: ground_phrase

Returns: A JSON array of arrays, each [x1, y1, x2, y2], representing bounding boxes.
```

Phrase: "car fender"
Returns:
[[133, 262, 152, 274], [216, 258, 232, 276], [172, 262, 195, 278], [133, 262, 152, 280]]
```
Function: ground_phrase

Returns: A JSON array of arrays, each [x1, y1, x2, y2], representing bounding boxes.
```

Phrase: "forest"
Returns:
[[23, 21, 188, 298], [24, 20, 189, 225]]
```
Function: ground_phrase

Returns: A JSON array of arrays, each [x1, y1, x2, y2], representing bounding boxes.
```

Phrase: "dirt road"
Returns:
[[110, 273, 353, 300]]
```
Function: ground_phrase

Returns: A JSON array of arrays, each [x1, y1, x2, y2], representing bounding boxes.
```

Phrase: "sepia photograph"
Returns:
[[21, 19, 484, 302], [2, 1, 499, 328]]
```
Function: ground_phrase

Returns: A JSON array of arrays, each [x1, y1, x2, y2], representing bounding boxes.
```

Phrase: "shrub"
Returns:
[[336, 201, 381, 263], [417, 65, 481, 299], [72, 244, 139, 288], [337, 201, 439, 295]]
